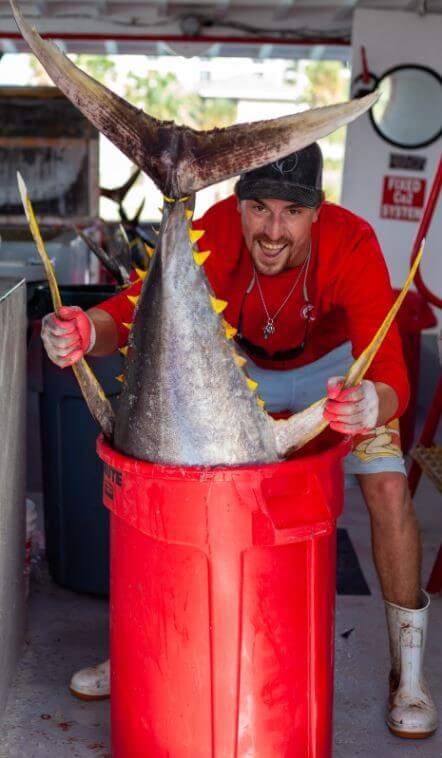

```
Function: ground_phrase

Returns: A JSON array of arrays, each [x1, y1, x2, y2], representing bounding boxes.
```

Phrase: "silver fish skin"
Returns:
[[114, 200, 280, 466]]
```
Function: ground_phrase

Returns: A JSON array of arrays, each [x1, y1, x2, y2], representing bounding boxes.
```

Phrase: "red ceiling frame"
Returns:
[[0, 32, 350, 46]]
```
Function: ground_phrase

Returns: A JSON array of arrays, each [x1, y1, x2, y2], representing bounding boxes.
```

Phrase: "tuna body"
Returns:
[[114, 201, 279, 466]]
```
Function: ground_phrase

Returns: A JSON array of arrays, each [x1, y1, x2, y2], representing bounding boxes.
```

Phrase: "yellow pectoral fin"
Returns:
[[17, 172, 62, 310], [343, 241, 425, 389]]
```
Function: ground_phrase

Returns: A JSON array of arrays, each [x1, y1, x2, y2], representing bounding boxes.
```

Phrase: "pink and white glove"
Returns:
[[41, 306, 95, 368], [324, 376, 379, 435]]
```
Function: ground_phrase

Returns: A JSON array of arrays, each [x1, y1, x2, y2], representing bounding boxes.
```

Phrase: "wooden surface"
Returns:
[[411, 444, 442, 493], [0, 86, 98, 223]]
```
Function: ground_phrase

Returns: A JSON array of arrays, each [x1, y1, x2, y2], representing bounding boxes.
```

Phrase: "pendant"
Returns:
[[301, 302, 315, 321], [263, 319, 275, 339]]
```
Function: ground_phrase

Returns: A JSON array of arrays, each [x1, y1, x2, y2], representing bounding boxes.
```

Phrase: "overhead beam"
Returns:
[[331, 0, 359, 23], [93, 0, 108, 12], [406, 0, 429, 13], [35, 2, 49, 15], [274, 0, 299, 22], [155, 0, 171, 19], [213, 0, 233, 21]]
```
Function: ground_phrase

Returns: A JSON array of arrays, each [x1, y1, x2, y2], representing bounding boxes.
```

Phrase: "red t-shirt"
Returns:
[[97, 195, 409, 417]]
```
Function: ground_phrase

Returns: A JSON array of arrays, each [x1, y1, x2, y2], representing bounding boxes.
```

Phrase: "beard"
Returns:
[[251, 235, 294, 276]]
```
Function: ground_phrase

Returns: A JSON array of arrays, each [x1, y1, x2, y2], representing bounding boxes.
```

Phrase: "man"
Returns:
[[42, 143, 437, 738]]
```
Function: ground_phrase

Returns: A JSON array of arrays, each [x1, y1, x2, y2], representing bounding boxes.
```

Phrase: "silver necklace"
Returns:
[[255, 246, 311, 340]]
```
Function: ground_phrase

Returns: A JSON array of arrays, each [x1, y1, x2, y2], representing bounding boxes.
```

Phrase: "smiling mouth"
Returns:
[[258, 241, 288, 258]]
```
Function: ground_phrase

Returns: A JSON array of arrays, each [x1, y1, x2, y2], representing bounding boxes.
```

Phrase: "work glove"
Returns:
[[41, 306, 95, 368], [324, 376, 379, 435]]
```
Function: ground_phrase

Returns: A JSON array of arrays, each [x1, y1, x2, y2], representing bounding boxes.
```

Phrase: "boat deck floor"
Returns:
[[0, 475, 441, 758]]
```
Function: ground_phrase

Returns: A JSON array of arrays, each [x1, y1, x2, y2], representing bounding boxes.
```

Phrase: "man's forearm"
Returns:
[[374, 382, 399, 426], [87, 307, 119, 356]]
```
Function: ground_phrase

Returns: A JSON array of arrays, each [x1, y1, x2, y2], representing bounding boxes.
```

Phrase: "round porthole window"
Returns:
[[369, 65, 442, 150]]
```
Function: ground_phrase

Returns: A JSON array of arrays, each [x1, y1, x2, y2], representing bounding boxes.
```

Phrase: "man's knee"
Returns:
[[357, 472, 413, 523]]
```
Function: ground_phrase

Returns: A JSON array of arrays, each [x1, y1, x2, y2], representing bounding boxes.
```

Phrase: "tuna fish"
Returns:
[[13, 0, 417, 467]]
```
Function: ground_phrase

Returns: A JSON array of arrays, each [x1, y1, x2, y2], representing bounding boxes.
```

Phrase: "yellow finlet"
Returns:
[[144, 244, 155, 258], [115, 374, 125, 383], [163, 195, 175, 203], [122, 322, 133, 331], [188, 228, 205, 244], [127, 295, 139, 306], [210, 296, 228, 315], [157, 207, 164, 215], [193, 250, 211, 266], [246, 377, 259, 392], [119, 346, 129, 356], [223, 320, 238, 340], [233, 353, 247, 368], [257, 397, 266, 409], [135, 268, 148, 281], [185, 209, 194, 221], [179, 195, 190, 203]]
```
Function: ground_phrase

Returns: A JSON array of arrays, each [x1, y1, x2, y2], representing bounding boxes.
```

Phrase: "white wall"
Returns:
[[341, 8, 441, 325]]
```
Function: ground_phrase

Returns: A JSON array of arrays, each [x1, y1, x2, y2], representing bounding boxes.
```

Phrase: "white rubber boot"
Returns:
[[69, 658, 110, 701], [385, 590, 438, 739]]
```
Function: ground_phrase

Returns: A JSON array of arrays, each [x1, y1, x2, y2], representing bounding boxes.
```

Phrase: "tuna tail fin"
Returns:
[[11, 0, 377, 198], [100, 168, 142, 206], [75, 228, 131, 286], [270, 243, 425, 457], [123, 197, 146, 227], [176, 93, 378, 195]]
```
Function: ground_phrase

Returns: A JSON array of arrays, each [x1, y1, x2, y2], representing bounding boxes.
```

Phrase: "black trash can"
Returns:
[[36, 285, 121, 595]]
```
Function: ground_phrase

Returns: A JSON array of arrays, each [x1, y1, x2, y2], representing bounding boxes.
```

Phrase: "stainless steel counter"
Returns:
[[0, 278, 26, 721]]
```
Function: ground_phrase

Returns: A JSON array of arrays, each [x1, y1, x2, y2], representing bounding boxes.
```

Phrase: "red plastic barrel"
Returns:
[[97, 431, 350, 758]]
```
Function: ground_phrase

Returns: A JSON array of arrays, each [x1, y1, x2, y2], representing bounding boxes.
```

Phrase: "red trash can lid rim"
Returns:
[[97, 434, 350, 482]]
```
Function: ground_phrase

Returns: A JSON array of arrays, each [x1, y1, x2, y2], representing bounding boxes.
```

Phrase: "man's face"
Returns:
[[239, 197, 320, 276]]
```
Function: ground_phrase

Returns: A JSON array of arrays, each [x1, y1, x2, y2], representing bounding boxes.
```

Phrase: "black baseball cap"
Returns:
[[235, 142, 323, 208]]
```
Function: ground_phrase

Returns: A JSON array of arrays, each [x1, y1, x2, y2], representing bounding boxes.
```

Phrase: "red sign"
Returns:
[[380, 175, 426, 222]]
